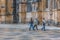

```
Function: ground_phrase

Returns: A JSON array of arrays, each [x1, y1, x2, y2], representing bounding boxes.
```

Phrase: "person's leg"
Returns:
[[29, 25, 32, 31], [41, 27, 43, 30], [41, 25, 43, 30], [43, 25, 46, 31], [33, 25, 35, 30], [31, 24, 34, 30], [36, 25, 38, 30]]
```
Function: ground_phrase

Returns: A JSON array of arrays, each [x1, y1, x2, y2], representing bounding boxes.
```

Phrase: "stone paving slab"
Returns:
[[0, 24, 60, 30], [0, 28, 60, 40], [0, 24, 60, 40]]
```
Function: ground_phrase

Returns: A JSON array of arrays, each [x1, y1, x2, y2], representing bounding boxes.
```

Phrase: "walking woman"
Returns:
[[41, 18, 46, 31], [33, 18, 38, 30], [29, 18, 34, 31]]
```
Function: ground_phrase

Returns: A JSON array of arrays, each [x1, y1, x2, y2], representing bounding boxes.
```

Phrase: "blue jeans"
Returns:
[[29, 24, 34, 30], [41, 24, 46, 31]]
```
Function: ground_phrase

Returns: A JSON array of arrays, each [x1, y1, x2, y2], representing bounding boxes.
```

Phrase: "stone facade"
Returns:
[[0, 0, 6, 23], [0, 0, 60, 25]]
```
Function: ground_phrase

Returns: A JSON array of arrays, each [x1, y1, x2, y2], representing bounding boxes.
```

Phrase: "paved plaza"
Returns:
[[0, 24, 60, 40]]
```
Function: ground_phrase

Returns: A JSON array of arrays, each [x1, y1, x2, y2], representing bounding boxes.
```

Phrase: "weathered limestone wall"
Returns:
[[0, 0, 60, 24], [6, 0, 13, 23], [57, 10, 60, 22], [5, 15, 13, 23], [38, 11, 42, 24], [20, 1, 26, 23], [0, 0, 6, 23], [7, 0, 13, 14], [37, 0, 46, 24]]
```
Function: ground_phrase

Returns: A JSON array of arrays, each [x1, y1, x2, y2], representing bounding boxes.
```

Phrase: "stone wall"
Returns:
[[0, 0, 60, 25]]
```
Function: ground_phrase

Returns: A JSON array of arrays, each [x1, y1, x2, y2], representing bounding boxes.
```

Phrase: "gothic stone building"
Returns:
[[0, 0, 60, 25]]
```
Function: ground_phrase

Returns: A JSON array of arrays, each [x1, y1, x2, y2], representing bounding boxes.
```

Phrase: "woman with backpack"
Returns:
[[33, 18, 38, 30], [41, 18, 46, 31]]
